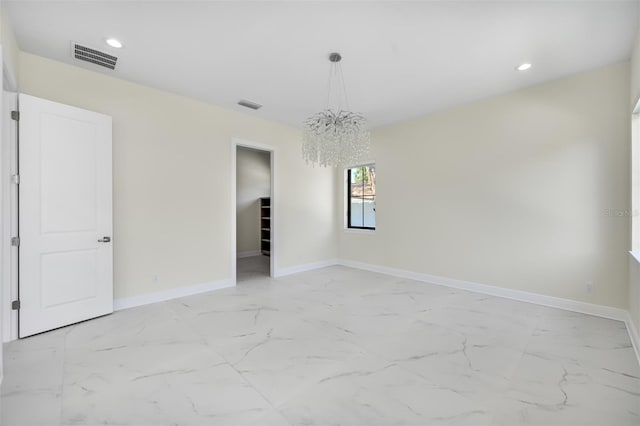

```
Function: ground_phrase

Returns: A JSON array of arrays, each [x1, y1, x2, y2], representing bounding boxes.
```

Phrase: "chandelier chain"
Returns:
[[338, 61, 350, 112]]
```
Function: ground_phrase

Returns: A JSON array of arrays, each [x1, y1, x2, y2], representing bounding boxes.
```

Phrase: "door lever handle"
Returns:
[[98, 236, 111, 243]]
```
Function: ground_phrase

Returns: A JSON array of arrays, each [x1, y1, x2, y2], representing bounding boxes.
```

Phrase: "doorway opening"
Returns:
[[233, 142, 274, 282]]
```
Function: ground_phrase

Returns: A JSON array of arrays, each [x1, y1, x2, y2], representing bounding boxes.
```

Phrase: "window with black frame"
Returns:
[[347, 164, 376, 230]]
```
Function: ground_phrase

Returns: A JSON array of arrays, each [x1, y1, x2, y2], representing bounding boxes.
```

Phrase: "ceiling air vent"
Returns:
[[238, 100, 262, 110], [72, 42, 118, 70]]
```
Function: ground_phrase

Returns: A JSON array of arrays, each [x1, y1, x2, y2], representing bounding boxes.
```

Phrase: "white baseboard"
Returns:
[[337, 259, 629, 322], [268, 255, 628, 324], [104, 257, 640, 366], [337, 259, 640, 367], [624, 312, 640, 364], [237, 251, 260, 259], [274, 258, 339, 278], [112, 259, 337, 311], [114, 279, 234, 311]]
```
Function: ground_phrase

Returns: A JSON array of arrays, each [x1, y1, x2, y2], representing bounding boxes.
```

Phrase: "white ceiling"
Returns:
[[5, 1, 639, 129]]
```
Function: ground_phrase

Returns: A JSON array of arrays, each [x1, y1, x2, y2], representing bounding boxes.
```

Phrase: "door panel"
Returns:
[[19, 94, 113, 338], [41, 250, 98, 307], [41, 114, 98, 233]]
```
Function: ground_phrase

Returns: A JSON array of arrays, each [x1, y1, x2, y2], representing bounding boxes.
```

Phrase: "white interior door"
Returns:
[[19, 94, 113, 338]]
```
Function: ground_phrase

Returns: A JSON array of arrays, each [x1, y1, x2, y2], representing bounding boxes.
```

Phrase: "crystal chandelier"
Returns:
[[302, 52, 371, 168]]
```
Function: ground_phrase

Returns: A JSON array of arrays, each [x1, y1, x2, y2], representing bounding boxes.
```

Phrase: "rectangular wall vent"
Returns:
[[238, 100, 262, 110], [72, 42, 118, 70]]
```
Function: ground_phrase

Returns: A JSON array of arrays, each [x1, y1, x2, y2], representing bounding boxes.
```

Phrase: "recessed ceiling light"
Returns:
[[516, 63, 532, 71], [106, 38, 123, 49]]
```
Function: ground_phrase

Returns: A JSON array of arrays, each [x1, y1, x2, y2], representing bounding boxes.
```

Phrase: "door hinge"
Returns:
[[11, 174, 19, 185], [11, 236, 19, 247], [10, 110, 19, 121], [11, 300, 20, 310]]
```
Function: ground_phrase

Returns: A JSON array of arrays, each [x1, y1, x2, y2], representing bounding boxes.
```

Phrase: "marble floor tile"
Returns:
[[1, 341, 66, 426], [237, 255, 270, 282], [279, 355, 493, 426], [525, 308, 639, 375], [226, 333, 368, 406], [492, 352, 640, 426], [61, 360, 277, 426], [2, 266, 638, 425]]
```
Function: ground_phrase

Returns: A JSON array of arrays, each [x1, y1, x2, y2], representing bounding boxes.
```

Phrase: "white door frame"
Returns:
[[1, 50, 19, 343], [231, 138, 277, 282]]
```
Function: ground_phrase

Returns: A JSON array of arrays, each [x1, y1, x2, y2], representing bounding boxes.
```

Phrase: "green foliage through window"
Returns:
[[347, 165, 376, 229]]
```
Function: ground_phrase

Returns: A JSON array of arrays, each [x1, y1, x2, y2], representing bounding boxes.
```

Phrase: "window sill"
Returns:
[[344, 228, 376, 235], [631, 251, 640, 265]]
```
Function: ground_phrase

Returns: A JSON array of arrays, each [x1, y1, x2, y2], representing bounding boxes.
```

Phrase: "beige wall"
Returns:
[[0, 4, 19, 84], [236, 147, 270, 254], [340, 62, 631, 309], [12, 47, 639, 318], [19, 52, 336, 299]]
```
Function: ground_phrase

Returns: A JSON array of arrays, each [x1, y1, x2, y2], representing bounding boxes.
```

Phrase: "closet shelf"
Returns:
[[260, 197, 271, 257]]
